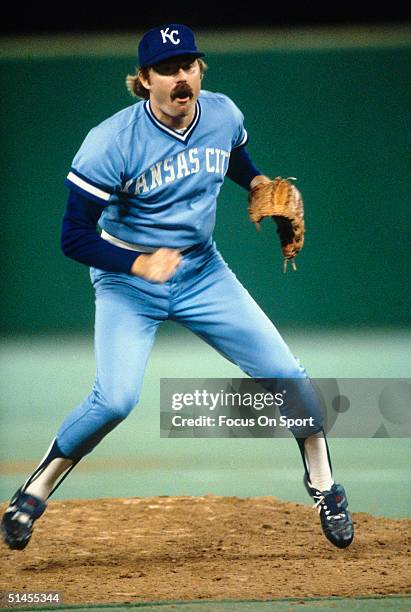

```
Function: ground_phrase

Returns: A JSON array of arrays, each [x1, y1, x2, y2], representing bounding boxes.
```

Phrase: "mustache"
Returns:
[[170, 83, 194, 101]]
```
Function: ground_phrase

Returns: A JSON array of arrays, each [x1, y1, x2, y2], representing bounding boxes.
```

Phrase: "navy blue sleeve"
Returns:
[[61, 191, 140, 273], [226, 146, 262, 190]]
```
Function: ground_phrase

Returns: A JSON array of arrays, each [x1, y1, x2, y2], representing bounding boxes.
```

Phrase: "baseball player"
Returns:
[[1, 24, 353, 551]]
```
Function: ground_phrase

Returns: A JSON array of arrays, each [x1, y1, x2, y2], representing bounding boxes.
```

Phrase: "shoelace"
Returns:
[[312, 492, 346, 521]]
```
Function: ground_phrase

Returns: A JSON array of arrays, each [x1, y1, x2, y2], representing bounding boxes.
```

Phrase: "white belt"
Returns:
[[101, 230, 162, 253], [101, 230, 194, 253]]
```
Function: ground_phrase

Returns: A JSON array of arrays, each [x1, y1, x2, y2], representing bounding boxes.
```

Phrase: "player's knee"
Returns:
[[90, 385, 139, 421], [280, 356, 307, 379], [258, 364, 307, 381], [108, 394, 138, 420], [96, 389, 139, 421], [255, 355, 307, 380]]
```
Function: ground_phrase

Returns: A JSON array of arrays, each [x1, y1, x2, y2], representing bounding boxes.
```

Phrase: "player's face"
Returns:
[[144, 56, 202, 127]]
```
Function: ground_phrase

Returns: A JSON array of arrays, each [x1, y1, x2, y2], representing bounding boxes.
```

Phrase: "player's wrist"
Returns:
[[249, 175, 271, 190], [130, 254, 146, 276]]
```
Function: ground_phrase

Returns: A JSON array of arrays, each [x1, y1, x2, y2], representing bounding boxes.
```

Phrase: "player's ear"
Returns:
[[138, 68, 151, 91], [198, 59, 207, 80]]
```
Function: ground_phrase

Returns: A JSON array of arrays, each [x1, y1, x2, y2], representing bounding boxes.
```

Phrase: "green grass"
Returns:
[[0, 327, 410, 517]]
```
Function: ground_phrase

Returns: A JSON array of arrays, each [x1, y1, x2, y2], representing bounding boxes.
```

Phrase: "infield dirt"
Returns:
[[1, 495, 410, 605]]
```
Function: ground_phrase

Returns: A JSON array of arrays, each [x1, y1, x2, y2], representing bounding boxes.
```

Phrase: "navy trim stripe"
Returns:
[[144, 100, 201, 145]]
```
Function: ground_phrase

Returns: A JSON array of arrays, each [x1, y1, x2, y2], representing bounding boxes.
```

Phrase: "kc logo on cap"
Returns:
[[160, 27, 180, 45], [138, 23, 205, 67]]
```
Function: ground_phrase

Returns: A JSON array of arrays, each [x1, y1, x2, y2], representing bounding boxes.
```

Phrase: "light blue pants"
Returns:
[[56, 239, 323, 458]]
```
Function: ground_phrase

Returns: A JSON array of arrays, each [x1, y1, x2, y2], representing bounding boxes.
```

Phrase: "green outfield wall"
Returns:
[[1, 32, 410, 332]]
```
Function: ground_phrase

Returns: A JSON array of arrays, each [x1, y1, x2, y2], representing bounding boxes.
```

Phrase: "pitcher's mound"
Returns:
[[1, 496, 410, 605]]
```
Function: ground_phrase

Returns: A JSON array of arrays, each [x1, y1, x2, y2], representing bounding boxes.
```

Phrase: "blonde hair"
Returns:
[[125, 58, 207, 100]]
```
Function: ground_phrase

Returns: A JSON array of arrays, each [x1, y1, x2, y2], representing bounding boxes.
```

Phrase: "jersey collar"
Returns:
[[144, 99, 201, 144]]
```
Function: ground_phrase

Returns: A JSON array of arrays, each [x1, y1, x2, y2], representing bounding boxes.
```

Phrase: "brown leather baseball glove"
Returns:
[[248, 177, 305, 272]]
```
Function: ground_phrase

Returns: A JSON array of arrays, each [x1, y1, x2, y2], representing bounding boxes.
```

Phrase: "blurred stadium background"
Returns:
[[0, 12, 410, 518]]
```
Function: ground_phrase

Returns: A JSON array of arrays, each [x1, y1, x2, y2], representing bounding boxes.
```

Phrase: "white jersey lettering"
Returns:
[[205, 147, 215, 172], [135, 173, 148, 194], [176, 151, 190, 179], [163, 157, 175, 183], [188, 148, 200, 174], [150, 162, 163, 189]]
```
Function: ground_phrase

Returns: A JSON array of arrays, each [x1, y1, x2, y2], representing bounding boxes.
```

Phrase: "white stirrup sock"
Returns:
[[304, 431, 334, 491], [25, 458, 74, 502]]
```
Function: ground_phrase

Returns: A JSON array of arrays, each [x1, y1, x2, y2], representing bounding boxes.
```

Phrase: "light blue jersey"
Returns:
[[65, 90, 248, 248]]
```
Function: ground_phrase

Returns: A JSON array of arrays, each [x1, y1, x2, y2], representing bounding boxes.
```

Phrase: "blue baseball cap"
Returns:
[[138, 24, 205, 68]]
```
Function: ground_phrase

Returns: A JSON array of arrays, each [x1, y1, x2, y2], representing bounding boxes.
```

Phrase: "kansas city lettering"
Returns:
[[122, 147, 230, 195]]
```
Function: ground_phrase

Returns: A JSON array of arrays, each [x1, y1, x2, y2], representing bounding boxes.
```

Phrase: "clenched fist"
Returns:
[[131, 248, 182, 283]]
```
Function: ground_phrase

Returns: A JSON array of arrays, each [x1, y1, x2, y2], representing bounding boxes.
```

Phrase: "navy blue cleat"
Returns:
[[304, 475, 354, 549], [1, 488, 47, 550]]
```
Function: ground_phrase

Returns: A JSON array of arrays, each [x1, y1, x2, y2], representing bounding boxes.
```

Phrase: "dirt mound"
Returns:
[[1, 495, 410, 605]]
